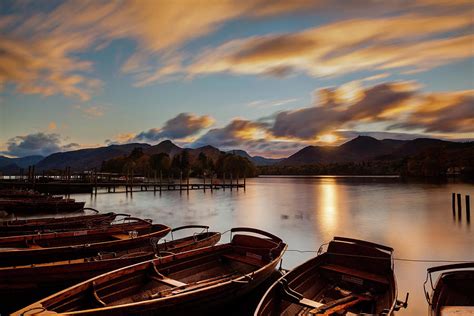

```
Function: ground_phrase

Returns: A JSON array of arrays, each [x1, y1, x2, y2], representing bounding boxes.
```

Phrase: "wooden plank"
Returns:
[[320, 264, 389, 285], [150, 275, 186, 288], [440, 306, 474, 316], [221, 253, 265, 267], [111, 234, 130, 240]]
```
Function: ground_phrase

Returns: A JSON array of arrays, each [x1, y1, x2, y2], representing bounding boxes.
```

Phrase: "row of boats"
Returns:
[[0, 190, 472, 315], [0, 212, 472, 315]]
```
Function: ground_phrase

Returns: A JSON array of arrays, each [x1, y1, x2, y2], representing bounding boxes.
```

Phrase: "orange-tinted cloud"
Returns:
[[388, 91, 474, 133], [188, 14, 472, 78]]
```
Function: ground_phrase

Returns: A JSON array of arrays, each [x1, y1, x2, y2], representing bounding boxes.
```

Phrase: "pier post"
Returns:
[[187, 174, 190, 194], [210, 174, 213, 193], [230, 173, 233, 191], [466, 195, 471, 223], [223, 173, 226, 192], [244, 176, 246, 191], [457, 193, 462, 220], [203, 174, 206, 193], [160, 170, 162, 193], [236, 174, 239, 191], [452, 193, 456, 217], [32, 165, 35, 189], [180, 171, 183, 193]]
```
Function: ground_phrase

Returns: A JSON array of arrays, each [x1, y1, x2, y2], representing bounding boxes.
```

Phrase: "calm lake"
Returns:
[[71, 176, 473, 315]]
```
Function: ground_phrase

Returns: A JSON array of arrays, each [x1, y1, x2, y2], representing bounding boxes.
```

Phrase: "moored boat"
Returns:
[[0, 225, 221, 315], [14, 227, 286, 315], [0, 209, 129, 236], [0, 197, 85, 214], [255, 236, 408, 316], [0, 220, 171, 267], [424, 262, 474, 316]]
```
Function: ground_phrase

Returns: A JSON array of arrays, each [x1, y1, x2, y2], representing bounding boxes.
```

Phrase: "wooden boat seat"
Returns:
[[111, 234, 130, 240], [148, 263, 187, 287], [320, 264, 389, 285], [222, 253, 265, 267], [440, 306, 474, 316]]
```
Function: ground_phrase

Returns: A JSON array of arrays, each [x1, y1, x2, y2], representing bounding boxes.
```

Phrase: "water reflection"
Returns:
[[317, 178, 338, 236], [69, 176, 472, 316]]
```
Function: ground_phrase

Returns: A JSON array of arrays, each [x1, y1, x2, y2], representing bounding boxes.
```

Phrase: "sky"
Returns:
[[0, 0, 473, 158]]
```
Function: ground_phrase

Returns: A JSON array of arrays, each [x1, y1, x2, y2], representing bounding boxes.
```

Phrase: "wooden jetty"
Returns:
[[0, 175, 246, 195]]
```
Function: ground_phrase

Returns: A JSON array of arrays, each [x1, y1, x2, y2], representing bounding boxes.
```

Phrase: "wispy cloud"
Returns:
[[247, 98, 300, 108], [73, 104, 105, 118], [187, 14, 472, 79]]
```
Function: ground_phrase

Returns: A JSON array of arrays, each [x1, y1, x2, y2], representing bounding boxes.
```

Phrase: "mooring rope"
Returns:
[[285, 249, 473, 264]]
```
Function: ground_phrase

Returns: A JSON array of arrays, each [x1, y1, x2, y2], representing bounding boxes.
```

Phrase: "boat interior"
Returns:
[[35, 233, 284, 313], [431, 270, 474, 316], [266, 237, 395, 315]]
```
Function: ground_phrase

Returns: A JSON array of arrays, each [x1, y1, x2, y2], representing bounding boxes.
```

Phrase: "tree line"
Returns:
[[101, 147, 257, 179]]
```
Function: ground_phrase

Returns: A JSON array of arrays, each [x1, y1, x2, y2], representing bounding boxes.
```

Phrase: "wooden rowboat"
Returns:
[[0, 189, 55, 199], [255, 236, 408, 316], [0, 225, 221, 315], [0, 198, 85, 214], [0, 217, 153, 249], [14, 227, 286, 315], [424, 262, 474, 316], [0, 210, 130, 236], [0, 220, 170, 267]]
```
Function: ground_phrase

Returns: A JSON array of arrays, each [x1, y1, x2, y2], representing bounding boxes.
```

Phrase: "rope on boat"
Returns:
[[285, 249, 473, 264]]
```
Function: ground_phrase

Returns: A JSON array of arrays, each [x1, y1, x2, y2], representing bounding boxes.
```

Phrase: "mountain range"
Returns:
[[0, 136, 472, 174], [279, 136, 468, 165]]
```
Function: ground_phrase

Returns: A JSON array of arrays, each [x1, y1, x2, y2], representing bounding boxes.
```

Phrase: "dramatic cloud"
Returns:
[[135, 113, 214, 142], [2, 0, 472, 99], [3, 133, 79, 157], [188, 14, 473, 78], [388, 91, 474, 133], [193, 119, 268, 148], [0, 0, 319, 97], [192, 119, 304, 157], [271, 82, 418, 139]]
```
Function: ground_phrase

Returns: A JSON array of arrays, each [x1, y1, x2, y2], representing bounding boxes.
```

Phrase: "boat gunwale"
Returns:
[[15, 232, 287, 315], [255, 236, 399, 316]]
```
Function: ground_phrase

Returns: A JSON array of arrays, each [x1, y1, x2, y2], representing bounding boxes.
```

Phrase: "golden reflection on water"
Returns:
[[317, 178, 338, 236]]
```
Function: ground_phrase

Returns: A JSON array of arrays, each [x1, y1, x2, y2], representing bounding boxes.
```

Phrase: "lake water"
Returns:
[[70, 176, 473, 315]]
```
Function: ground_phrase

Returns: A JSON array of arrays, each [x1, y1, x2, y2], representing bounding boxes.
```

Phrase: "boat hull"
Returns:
[[14, 227, 286, 316], [256, 236, 398, 315]]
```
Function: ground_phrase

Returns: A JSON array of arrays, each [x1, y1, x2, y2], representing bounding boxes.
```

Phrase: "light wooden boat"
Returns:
[[14, 227, 286, 315], [0, 225, 220, 315], [424, 262, 474, 316], [255, 236, 408, 316]]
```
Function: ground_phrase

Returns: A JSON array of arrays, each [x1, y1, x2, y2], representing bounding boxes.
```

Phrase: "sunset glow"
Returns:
[[0, 0, 472, 158]]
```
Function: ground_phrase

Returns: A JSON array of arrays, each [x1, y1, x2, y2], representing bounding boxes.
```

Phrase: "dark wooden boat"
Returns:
[[255, 236, 408, 316], [14, 227, 286, 316], [0, 220, 171, 267], [0, 197, 85, 213], [0, 225, 221, 315], [0, 189, 55, 199], [424, 262, 474, 316], [0, 209, 129, 236], [0, 217, 153, 249]]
